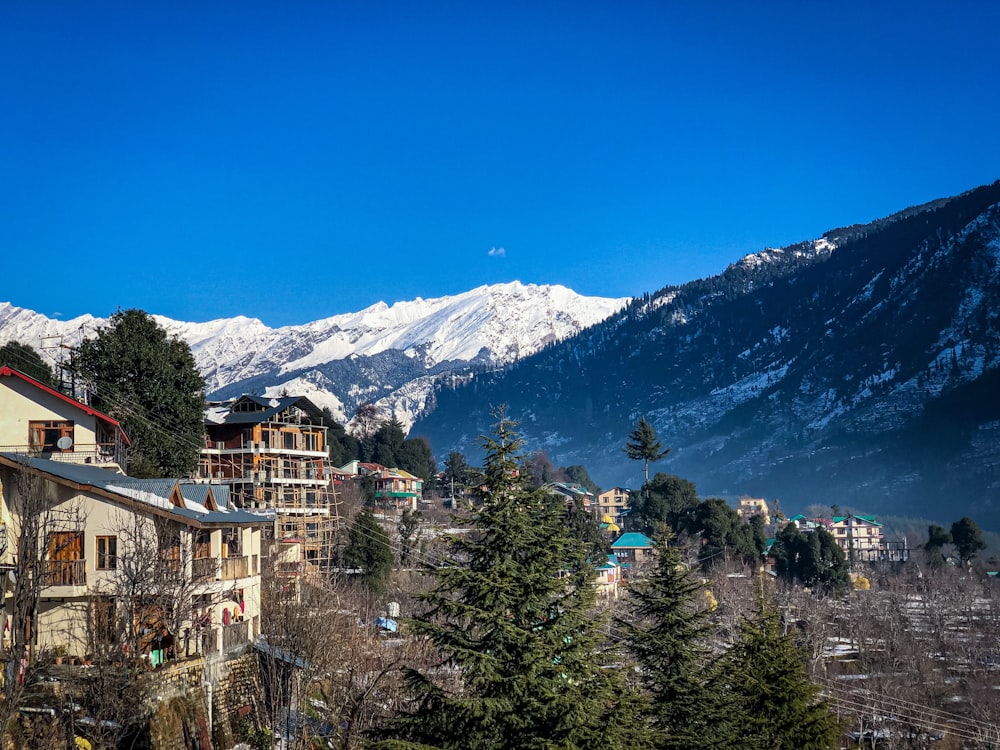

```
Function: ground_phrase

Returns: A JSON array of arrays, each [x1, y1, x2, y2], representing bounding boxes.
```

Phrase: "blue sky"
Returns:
[[3, 2, 999, 327]]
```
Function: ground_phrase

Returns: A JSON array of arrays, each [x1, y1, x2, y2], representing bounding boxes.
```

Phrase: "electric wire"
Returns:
[[8, 347, 1000, 740]]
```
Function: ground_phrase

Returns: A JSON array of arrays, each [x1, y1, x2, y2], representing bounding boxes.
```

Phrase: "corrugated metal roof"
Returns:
[[208, 395, 327, 426], [611, 532, 654, 549], [0, 454, 265, 527]]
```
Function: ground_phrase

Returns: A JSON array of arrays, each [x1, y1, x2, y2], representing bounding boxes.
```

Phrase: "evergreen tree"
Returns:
[[721, 587, 841, 749], [371, 418, 407, 467], [322, 408, 360, 468], [563, 464, 601, 496], [0, 341, 56, 386], [770, 524, 848, 595], [376, 406, 646, 750], [73, 309, 205, 478], [441, 451, 471, 497], [397, 508, 422, 567], [398, 436, 436, 481], [619, 528, 733, 749], [693, 498, 757, 570], [635, 473, 699, 534], [344, 508, 393, 593], [950, 516, 986, 565], [624, 417, 670, 485], [924, 523, 952, 568]]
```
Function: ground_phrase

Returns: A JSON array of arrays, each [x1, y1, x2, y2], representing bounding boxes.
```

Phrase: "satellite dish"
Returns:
[[56, 436, 73, 450]]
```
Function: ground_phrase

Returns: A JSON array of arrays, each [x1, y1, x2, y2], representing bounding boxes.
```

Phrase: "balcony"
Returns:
[[192, 557, 219, 581], [220, 556, 249, 580], [222, 620, 249, 653], [0, 443, 125, 470], [43, 559, 86, 587]]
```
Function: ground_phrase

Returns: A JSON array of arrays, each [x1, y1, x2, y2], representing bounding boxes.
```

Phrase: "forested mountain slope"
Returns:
[[413, 182, 1000, 527]]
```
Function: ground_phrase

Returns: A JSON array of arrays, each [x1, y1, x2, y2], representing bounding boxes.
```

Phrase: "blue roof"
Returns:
[[611, 532, 654, 549], [0, 454, 266, 527]]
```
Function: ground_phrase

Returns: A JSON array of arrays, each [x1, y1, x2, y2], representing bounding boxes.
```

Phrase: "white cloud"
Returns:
[[488, 246, 506, 258]]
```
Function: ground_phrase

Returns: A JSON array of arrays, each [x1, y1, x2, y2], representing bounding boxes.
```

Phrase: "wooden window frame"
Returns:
[[29, 420, 74, 452], [96, 535, 117, 570]]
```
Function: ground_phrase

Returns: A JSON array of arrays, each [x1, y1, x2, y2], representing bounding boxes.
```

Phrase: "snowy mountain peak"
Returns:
[[0, 283, 629, 430]]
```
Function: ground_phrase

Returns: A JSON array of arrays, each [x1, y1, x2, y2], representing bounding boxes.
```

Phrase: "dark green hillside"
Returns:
[[414, 182, 1000, 527]]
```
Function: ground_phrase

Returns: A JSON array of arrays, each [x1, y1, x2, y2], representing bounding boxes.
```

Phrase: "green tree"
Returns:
[[322, 407, 360, 468], [398, 436, 436, 481], [924, 523, 952, 568], [721, 588, 841, 749], [74, 309, 205, 478], [619, 528, 733, 749], [624, 417, 670, 485], [441, 451, 471, 497], [950, 516, 986, 565], [344, 508, 393, 593], [692, 499, 757, 571], [397, 508, 422, 567], [563, 464, 601, 496], [371, 419, 406, 467], [748, 514, 768, 557], [770, 524, 848, 595], [376, 406, 645, 750], [635, 473, 699, 534], [0, 341, 56, 386]]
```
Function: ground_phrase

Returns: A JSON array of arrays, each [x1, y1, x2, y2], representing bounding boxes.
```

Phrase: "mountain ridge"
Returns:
[[412, 181, 1000, 527], [0, 281, 628, 429]]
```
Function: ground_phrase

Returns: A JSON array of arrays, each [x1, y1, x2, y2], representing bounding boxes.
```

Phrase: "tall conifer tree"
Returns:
[[619, 528, 733, 749], [376, 406, 646, 750], [624, 417, 670, 486], [720, 586, 841, 749]]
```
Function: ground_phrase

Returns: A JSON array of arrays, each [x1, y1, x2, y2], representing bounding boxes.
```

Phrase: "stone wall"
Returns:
[[208, 649, 264, 750]]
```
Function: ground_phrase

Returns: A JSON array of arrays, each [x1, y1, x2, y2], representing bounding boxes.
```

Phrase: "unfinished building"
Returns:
[[199, 395, 340, 568]]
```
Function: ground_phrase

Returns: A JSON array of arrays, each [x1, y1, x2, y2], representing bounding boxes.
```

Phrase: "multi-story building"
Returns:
[[337, 461, 424, 511], [595, 487, 630, 524], [199, 395, 340, 566], [0, 455, 266, 662], [0, 365, 129, 471], [737, 497, 771, 525]]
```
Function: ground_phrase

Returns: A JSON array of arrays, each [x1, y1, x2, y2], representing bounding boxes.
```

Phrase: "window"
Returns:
[[93, 597, 117, 644], [29, 420, 74, 452], [194, 530, 212, 559], [96, 536, 117, 570]]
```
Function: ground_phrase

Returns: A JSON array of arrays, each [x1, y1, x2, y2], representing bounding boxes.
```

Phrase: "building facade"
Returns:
[[0, 366, 128, 471], [199, 395, 340, 565], [0, 455, 267, 663]]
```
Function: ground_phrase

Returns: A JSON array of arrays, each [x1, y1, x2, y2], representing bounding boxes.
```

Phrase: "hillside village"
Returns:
[[0, 355, 999, 748]]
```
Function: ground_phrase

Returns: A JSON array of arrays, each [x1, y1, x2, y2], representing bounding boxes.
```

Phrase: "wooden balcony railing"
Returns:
[[222, 620, 249, 653], [192, 557, 219, 581], [220, 556, 249, 580], [43, 559, 86, 587]]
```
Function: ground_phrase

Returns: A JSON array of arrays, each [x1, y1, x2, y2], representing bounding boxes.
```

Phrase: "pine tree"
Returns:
[[624, 417, 670, 486], [0, 341, 56, 386], [721, 586, 842, 749], [376, 406, 647, 750], [619, 528, 733, 749], [73, 309, 205, 478], [950, 516, 986, 565], [344, 508, 394, 593]]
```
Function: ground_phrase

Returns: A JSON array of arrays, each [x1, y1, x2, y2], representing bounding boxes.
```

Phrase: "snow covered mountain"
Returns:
[[0, 282, 628, 429], [414, 183, 1000, 528]]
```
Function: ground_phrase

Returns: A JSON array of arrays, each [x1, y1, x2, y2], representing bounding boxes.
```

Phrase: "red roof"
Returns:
[[0, 366, 131, 445]]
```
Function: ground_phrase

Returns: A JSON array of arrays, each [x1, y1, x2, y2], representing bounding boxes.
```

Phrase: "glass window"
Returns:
[[96, 536, 117, 570]]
